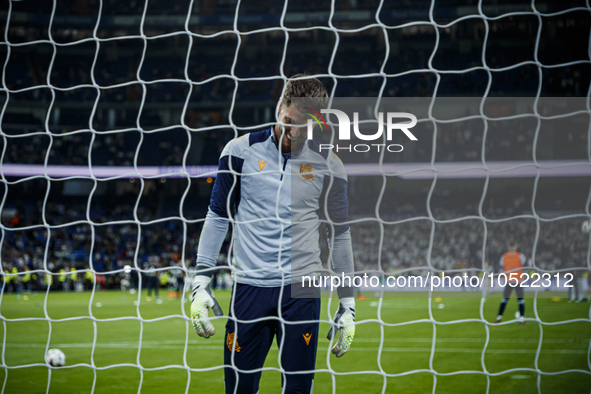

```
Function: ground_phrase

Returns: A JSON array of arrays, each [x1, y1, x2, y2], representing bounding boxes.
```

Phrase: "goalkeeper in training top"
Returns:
[[191, 74, 356, 394], [494, 239, 528, 325]]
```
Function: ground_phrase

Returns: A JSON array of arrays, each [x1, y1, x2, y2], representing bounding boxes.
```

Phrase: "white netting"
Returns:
[[0, 0, 590, 392]]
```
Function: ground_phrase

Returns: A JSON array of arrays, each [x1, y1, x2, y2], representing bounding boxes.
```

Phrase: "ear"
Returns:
[[276, 101, 283, 118]]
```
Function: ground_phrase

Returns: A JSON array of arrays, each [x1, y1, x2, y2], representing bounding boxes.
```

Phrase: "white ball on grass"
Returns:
[[45, 349, 66, 367], [582, 220, 591, 234]]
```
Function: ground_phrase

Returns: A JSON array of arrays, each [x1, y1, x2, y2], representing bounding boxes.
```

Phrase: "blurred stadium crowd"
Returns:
[[1, 0, 590, 292], [351, 217, 590, 274], [2, 115, 589, 167], [2, 0, 590, 166], [1, 177, 589, 292]]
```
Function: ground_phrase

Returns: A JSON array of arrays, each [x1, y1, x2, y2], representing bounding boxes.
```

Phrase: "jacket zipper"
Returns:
[[280, 155, 288, 181]]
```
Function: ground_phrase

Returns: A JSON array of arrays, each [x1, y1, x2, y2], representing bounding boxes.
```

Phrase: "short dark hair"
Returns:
[[281, 74, 328, 109], [508, 240, 517, 249]]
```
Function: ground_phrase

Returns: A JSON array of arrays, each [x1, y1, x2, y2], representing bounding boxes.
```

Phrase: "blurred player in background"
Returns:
[[495, 240, 528, 324], [481, 257, 493, 298], [145, 261, 160, 300], [567, 257, 584, 302], [190, 75, 356, 394]]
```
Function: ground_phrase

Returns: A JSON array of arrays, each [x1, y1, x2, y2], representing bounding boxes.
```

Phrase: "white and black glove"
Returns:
[[190, 274, 223, 338], [327, 297, 355, 357]]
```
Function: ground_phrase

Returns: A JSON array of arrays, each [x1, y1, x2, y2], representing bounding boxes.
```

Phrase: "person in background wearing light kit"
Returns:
[[566, 257, 583, 302], [145, 262, 160, 300], [58, 266, 68, 292], [495, 240, 528, 325], [84, 267, 94, 290], [481, 257, 493, 298], [22, 268, 32, 292], [69, 269, 78, 289], [189, 75, 356, 394]]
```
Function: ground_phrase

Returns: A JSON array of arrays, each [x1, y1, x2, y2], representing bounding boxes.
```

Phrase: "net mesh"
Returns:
[[0, 0, 590, 392]]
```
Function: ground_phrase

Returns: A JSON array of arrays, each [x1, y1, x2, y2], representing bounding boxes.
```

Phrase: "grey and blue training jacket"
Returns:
[[196, 126, 354, 287]]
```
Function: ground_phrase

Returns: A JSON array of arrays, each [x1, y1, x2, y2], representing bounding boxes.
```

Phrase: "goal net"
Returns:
[[0, 0, 590, 393]]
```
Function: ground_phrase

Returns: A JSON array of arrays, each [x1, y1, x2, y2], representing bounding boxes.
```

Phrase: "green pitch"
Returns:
[[1, 290, 589, 393]]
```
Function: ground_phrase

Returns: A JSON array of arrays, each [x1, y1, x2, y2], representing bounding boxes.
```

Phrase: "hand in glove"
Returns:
[[190, 275, 223, 338], [327, 297, 355, 357]]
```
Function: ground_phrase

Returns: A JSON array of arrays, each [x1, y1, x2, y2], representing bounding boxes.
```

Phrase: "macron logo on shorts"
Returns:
[[226, 332, 241, 352], [303, 333, 312, 346]]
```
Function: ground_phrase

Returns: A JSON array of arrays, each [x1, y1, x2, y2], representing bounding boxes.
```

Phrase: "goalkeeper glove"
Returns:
[[327, 297, 355, 357], [190, 274, 223, 338]]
